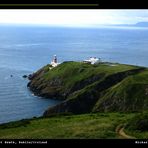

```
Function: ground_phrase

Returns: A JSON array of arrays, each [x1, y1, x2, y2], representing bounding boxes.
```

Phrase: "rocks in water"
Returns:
[[23, 75, 28, 78], [28, 74, 34, 80], [27, 82, 31, 87], [23, 74, 35, 80]]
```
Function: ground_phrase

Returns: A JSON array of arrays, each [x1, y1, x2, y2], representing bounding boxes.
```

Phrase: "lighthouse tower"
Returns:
[[50, 55, 60, 67], [53, 55, 57, 63]]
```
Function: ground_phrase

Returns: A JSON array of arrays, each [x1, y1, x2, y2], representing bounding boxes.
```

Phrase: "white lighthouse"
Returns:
[[51, 55, 60, 67]]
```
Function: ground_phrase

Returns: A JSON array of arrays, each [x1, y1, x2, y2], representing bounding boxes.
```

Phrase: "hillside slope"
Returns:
[[0, 113, 137, 139], [27, 61, 148, 116]]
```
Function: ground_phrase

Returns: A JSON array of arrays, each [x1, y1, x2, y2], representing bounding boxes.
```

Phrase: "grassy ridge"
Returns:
[[0, 113, 136, 139], [93, 70, 148, 112]]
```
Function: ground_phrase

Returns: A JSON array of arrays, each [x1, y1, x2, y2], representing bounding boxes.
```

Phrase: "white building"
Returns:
[[51, 55, 60, 67], [83, 57, 101, 64]]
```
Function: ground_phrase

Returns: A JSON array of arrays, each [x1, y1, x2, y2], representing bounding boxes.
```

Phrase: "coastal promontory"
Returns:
[[27, 61, 148, 116]]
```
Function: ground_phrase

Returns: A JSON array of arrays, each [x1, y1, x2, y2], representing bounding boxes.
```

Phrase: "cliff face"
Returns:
[[27, 62, 148, 116]]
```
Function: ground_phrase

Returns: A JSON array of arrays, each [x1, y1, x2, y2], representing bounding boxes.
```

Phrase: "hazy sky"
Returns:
[[0, 10, 148, 27]]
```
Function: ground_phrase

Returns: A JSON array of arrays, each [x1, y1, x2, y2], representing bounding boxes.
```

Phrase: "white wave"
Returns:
[[15, 43, 41, 47], [0, 43, 42, 49]]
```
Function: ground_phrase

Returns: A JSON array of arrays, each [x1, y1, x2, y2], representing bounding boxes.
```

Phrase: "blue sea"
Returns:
[[0, 25, 148, 123]]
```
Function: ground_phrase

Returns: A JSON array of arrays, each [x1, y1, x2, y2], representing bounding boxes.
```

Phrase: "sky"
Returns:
[[0, 9, 148, 27]]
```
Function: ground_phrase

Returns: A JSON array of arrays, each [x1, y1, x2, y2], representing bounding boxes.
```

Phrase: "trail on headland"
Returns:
[[116, 124, 136, 139]]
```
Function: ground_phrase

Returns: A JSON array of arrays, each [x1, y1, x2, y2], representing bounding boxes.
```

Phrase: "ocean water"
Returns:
[[0, 25, 148, 123], [0, 68, 59, 124]]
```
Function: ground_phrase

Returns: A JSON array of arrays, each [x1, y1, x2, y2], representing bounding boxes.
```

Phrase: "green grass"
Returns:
[[29, 61, 148, 114], [30, 62, 134, 99], [93, 69, 148, 112], [46, 62, 138, 96], [0, 113, 137, 139], [125, 130, 148, 139], [41, 62, 137, 91], [44, 62, 137, 79], [125, 111, 148, 139]]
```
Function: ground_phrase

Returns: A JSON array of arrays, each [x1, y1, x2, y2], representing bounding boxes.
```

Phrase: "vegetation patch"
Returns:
[[0, 113, 136, 139], [125, 111, 148, 132], [0, 119, 30, 129]]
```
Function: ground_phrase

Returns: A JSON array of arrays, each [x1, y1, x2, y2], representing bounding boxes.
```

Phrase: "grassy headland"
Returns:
[[27, 61, 147, 115]]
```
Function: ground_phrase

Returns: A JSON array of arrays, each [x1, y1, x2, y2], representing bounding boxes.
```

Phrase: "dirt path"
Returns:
[[116, 124, 136, 139]]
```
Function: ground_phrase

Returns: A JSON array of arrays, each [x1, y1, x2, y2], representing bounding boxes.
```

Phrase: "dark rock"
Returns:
[[28, 74, 33, 80], [23, 75, 28, 78], [27, 82, 31, 87], [28, 73, 36, 80]]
